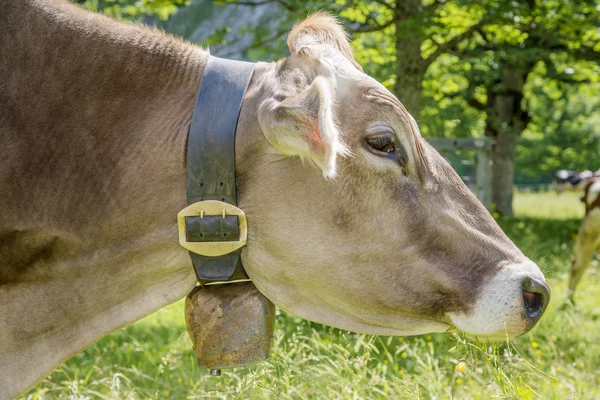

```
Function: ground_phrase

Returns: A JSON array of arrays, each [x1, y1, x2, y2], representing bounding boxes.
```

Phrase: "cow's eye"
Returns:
[[365, 135, 397, 157]]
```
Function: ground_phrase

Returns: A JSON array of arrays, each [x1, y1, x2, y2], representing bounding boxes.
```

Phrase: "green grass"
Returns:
[[22, 191, 600, 399]]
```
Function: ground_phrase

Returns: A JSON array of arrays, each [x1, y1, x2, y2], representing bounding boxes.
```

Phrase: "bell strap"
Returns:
[[185, 56, 255, 282]]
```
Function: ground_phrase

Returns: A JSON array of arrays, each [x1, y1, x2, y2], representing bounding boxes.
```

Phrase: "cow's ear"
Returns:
[[258, 76, 348, 179]]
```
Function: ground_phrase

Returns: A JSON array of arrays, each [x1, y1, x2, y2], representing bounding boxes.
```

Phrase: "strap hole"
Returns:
[[200, 183, 204, 187], [199, 233, 204, 238], [219, 182, 224, 187], [223, 233, 228, 238]]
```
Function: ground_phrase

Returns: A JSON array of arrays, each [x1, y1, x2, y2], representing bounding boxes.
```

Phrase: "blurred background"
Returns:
[[73, 0, 600, 216]]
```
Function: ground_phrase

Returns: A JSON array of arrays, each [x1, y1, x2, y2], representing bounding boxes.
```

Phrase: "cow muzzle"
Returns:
[[446, 260, 550, 340]]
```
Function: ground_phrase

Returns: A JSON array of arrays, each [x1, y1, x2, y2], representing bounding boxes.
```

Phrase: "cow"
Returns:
[[553, 169, 595, 194], [0, 1, 550, 398], [568, 177, 600, 300]]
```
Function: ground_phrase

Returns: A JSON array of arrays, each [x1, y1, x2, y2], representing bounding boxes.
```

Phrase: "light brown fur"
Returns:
[[1, 3, 546, 398]]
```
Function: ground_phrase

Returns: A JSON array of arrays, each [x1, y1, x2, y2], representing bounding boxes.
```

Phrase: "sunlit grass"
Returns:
[[22, 191, 599, 399], [513, 190, 584, 220]]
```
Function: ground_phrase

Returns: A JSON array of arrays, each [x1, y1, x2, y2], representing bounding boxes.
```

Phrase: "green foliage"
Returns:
[[22, 192, 600, 399], [75, 0, 188, 20], [518, 70, 600, 182], [421, 53, 488, 138], [420, 0, 599, 179]]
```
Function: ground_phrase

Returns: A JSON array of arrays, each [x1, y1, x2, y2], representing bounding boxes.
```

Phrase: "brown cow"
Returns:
[[568, 177, 600, 299], [0, 1, 549, 397]]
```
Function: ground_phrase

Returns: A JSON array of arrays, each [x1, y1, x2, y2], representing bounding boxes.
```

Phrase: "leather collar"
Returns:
[[178, 56, 255, 283]]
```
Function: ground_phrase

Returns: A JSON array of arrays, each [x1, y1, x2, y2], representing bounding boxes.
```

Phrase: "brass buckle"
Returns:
[[177, 200, 248, 257]]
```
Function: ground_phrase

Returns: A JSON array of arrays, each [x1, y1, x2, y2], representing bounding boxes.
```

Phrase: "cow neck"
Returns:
[[183, 56, 255, 283]]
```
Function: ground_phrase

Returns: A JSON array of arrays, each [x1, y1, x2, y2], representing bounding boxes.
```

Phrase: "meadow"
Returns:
[[22, 191, 599, 400]]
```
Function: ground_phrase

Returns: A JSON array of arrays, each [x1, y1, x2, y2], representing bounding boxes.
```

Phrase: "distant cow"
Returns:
[[554, 170, 595, 194], [568, 177, 600, 300]]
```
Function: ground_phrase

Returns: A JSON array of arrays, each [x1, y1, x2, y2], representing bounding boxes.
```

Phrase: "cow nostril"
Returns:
[[523, 291, 543, 316], [522, 277, 551, 328]]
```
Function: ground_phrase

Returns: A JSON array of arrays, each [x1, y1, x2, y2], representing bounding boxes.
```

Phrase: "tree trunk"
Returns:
[[489, 129, 519, 215], [485, 63, 533, 216], [392, 0, 425, 120]]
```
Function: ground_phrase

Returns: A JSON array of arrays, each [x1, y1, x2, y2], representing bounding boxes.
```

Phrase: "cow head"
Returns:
[[234, 13, 549, 339]]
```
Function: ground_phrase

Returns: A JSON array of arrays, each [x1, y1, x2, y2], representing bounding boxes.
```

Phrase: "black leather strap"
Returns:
[[185, 215, 240, 243], [186, 56, 255, 282]]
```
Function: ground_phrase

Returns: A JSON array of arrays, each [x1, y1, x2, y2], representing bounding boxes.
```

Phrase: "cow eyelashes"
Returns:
[[365, 133, 409, 172], [366, 135, 395, 153], [365, 135, 400, 160]]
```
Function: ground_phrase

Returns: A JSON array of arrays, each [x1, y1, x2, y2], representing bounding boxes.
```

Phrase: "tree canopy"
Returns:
[[74, 0, 188, 20]]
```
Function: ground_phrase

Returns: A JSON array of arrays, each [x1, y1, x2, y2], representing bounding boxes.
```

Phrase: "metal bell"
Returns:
[[184, 281, 275, 371]]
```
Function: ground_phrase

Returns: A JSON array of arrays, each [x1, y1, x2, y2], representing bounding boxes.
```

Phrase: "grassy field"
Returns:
[[22, 191, 600, 400]]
